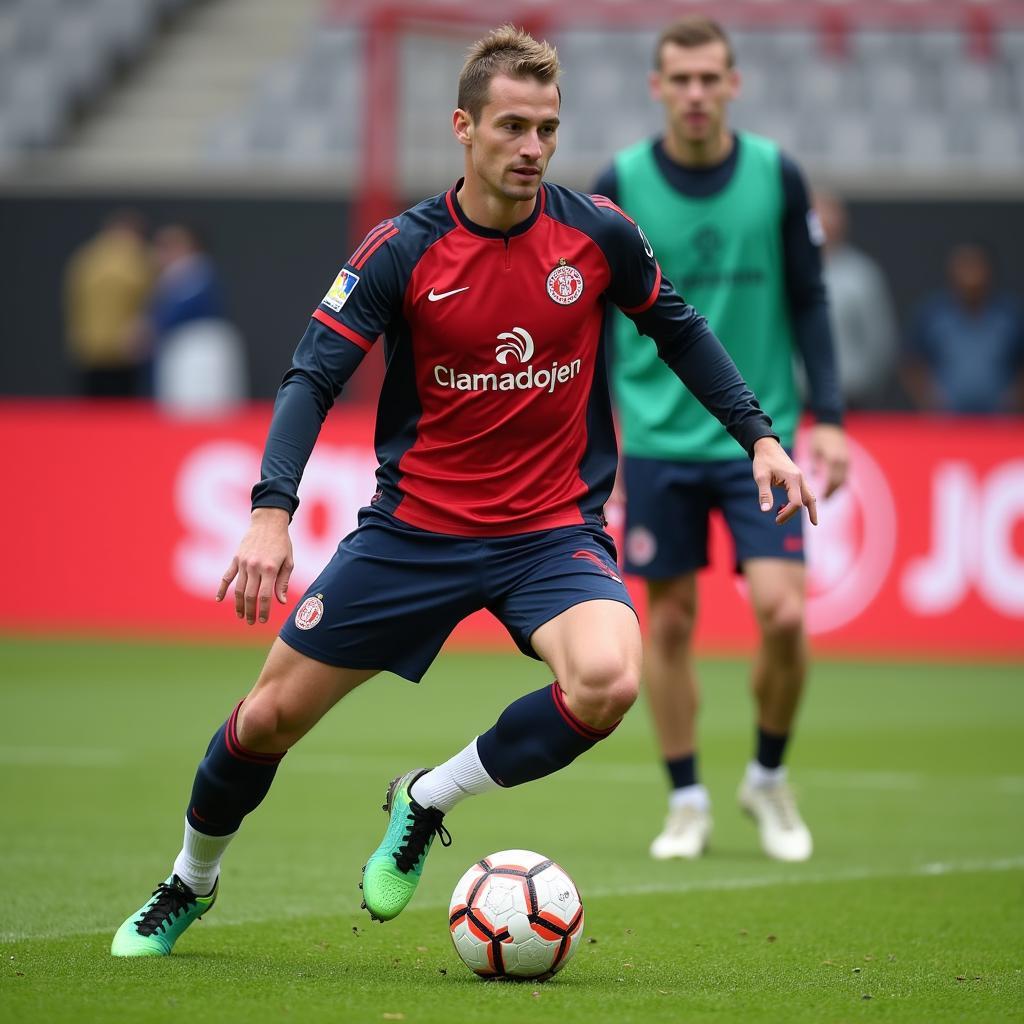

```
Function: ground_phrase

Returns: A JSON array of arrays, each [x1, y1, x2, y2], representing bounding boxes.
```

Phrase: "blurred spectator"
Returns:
[[814, 189, 899, 409], [62, 210, 153, 397], [149, 223, 247, 416], [903, 244, 1024, 415]]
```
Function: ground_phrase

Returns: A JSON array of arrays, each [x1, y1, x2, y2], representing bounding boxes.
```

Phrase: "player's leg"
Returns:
[[472, 524, 640, 792], [531, 596, 641, 727], [112, 641, 377, 956], [622, 455, 713, 859], [719, 452, 812, 862], [644, 573, 713, 858], [745, 558, 807, 742], [737, 557, 812, 861], [348, 516, 493, 922], [114, 507, 467, 950], [362, 596, 638, 926], [365, 526, 638, 921]]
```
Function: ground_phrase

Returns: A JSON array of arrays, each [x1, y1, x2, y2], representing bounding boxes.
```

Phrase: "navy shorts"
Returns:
[[279, 507, 635, 682], [622, 454, 804, 578]]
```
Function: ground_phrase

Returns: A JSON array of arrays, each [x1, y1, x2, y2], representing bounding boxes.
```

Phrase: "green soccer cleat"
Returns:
[[111, 874, 217, 957], [360, 769, 452, 922]]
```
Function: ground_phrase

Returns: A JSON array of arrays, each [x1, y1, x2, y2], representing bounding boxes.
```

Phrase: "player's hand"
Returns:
[[809, 423, 849, 500], [216, 507, 294, 625], [751, 436, 818, 526]]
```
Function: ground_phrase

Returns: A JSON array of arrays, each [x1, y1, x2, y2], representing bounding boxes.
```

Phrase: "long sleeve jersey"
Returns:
[[252, 180, 776, 536]]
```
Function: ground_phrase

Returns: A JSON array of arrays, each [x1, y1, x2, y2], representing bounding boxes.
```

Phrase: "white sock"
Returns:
[[669, 783, 710, 812], [409, 738, 499, 814], [746, 760, 787, 788], [172, 819, 236, 896]]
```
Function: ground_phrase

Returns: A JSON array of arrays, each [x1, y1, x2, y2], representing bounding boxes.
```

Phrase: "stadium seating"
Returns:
[[0, 1, 1020, 188], [0, 0, 188, 156], [198, 19, 1024, 188]]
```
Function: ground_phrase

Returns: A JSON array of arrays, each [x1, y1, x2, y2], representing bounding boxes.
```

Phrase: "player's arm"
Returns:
[[599, 203, 816, 525], [781, 155, 848, 498], [218, 223, 401, 624]]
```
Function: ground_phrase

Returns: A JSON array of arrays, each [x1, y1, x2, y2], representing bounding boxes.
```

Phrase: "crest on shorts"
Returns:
[[295, 594, 325, 630], [546, 259, 584, 306], [626, 527, 657, 567]]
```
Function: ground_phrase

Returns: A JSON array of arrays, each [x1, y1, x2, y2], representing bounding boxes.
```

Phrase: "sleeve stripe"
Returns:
[[312, 308, 374, 351], [351, 225, 399, 270], [619, 263, 663, 315], [349, 219, 394, 268], [590, 194, 635, 224]]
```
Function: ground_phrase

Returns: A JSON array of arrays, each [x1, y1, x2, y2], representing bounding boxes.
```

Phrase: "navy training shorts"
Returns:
[[279, 506, 635, 682], [621, 453, 804, 578]]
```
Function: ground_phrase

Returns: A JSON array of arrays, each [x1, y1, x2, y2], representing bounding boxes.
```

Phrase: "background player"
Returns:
[[111, 24, 816, 957], [593, 16, 848, 863]]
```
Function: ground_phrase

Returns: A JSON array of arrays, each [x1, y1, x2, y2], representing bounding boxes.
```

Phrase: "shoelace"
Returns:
[[667, 805, 705, 834], [393, 804, 452, 873], [134, 878, 197, 937], [764, 784, 799, 830]]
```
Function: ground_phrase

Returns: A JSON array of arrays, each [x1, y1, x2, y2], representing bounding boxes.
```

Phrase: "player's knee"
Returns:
[[648, 594, 697, 654], [236, 692, 300, 752], [570, 659, 640, 728], [759, 595, 805, 645]]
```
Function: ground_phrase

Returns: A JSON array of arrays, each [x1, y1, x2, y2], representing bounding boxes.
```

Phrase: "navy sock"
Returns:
[[476, 682, 619, 788], [185, 701, 286, 836], [756, 726, 789, 771], [666, 753, 698, 790]]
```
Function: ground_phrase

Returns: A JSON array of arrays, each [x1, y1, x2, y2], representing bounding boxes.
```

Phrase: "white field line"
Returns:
[[4, 855, 1023, 943]]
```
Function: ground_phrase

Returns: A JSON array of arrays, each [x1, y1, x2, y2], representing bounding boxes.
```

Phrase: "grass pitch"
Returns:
[[1, 638, 1022, 1023]]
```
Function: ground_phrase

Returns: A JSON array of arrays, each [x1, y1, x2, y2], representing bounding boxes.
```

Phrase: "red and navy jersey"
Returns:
[[253, 181, 774, 536]]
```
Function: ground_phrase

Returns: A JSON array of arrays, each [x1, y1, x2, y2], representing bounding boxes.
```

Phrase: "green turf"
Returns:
[[1, 638, 1022, 1022]]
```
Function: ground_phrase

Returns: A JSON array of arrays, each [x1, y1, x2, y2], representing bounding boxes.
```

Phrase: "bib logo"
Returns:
[[295, 594, 325, 630], [546, 259, 584, 305], [693, 225, 724, 263]]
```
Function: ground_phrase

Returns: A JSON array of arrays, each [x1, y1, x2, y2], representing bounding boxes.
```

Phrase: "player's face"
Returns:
[[454, 74, 560, 204], [649, 40, 738, 147]]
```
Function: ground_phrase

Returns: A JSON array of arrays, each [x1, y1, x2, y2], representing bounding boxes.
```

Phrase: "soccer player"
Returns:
[[111, 24, 816, 957], [592, 16, 848, 863]]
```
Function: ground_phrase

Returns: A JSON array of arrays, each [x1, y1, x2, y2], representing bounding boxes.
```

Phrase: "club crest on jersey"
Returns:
[[321, 269, 360, 312], [295, 594, 325, 630], [546, 259, 584, 306]]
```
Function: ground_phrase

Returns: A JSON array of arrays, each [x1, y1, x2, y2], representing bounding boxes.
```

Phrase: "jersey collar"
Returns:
[[445, 179, 546, 239]]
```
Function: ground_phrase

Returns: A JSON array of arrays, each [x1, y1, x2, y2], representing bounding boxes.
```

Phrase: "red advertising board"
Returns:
[[4, 402, 1022, 656]]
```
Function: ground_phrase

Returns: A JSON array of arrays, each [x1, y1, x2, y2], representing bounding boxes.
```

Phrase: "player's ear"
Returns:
[[727, 67, 742, 102], [452, 108, 473, 146], [647, 68, 662, 103]]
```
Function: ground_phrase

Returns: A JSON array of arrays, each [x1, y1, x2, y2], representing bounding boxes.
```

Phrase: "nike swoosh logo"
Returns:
[[427, 286, 470, 302]]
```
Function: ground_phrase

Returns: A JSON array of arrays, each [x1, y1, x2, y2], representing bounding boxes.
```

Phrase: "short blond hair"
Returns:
[[458, 24, 561, 122]]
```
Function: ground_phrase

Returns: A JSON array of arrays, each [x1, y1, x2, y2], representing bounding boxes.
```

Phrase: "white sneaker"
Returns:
[[649, 804, 712, 860], [738, 774, 812, 862]]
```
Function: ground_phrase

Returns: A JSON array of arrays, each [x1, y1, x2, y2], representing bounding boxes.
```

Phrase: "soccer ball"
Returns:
[[448, 849, 584, 980]]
